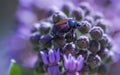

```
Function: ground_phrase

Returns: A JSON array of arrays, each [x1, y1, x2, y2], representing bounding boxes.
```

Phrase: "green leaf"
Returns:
[[9, 59, 22, 75], [9, 59, 46, 75], [9, 59, 34, 75]]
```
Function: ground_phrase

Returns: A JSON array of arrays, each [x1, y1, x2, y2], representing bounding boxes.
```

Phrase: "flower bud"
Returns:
[[77, 50, 88, 60], [92, 12, 104, 21], [87, 54, 101, 69], [95, 19, 110, 33], [71, 7, 85, 21], [78, 2, 92, 16], [39, 34, 52, 49], [77, 21, 91, 34], [52, 36, 66, 48], [106, 37, 113, 50], [76, 36, 89, 50], [61, 2, 74, 16], [39, 22, 52, 34], [31, 23, 40, 33], [31, 26, 38, 33], [63, 43, 76, 55], [99, 34, 109, 48], [52, 12, 67, 24], [89, 26, 104, 40], [47, 6, 60, 17], [97, 48, 109, 61], [65, 31, 77, 43], [89, 40, 100, 53], [30, 32, 41, 45], [84, 16, 94, 25]]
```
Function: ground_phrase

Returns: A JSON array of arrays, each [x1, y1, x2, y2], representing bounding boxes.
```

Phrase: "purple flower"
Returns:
[[40, 49, 60, 65], [40, 49, 61, 75], [63, 54, 84, 75]]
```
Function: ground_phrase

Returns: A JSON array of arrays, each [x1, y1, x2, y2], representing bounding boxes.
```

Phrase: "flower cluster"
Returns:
[[29, 2, 113, 75], [40, 49, 61, 75]]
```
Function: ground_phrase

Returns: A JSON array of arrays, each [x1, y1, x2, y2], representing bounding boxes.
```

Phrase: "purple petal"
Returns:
[[68, 54, 76, 71], [76, 55, 84, 71], [40, 51, 48, 65], [55, 49, 60, 63], [49, 49, 55, 63], [63, 55, 69, 70]]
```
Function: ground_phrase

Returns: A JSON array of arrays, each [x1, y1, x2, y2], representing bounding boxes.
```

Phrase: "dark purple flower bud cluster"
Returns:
[[29, 2, 113, 75]]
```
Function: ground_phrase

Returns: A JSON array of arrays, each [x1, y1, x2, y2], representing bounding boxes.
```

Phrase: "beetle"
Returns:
[[51, 18, 79, 37], [55, 18, 78, 28], [45, 18, 80, 45]]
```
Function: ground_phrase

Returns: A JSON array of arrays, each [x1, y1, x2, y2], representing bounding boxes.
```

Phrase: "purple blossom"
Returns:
[[40, 49, 60, 65], [40, 49, 61, 75], [63, 54, 84, 75]]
